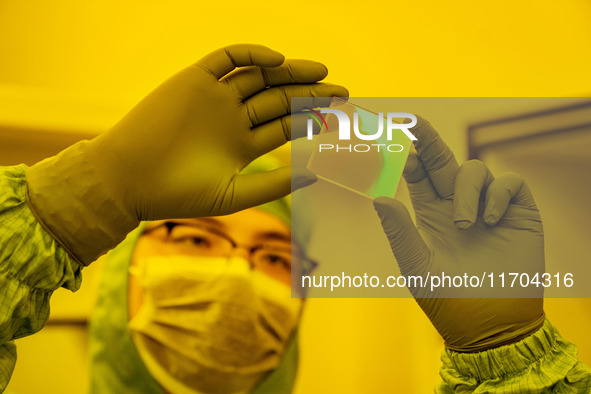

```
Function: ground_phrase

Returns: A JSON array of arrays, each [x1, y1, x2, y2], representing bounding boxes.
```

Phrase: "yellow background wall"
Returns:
[[1, 1, 590, 393]]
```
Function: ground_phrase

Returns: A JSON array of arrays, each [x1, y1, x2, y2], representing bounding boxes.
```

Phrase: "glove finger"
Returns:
[[252, 112, 322, 156], [453, 160, 495, 229], [373, 197, 431, 275], [227, 166, 317, 213], [404, 152, 439, 203], [244, 83, 349, 127], [483, 172, 538, 225], [195, 44, 285, 80], [410, 116, 460, 200], [222, 59, 329, 100]]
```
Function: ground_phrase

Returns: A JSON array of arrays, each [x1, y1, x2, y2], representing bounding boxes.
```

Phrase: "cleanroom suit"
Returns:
[[2, 161, 591, 392]]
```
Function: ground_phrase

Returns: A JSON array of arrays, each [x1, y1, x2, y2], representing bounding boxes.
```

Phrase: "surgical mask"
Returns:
[[128, 255, 302, 394]]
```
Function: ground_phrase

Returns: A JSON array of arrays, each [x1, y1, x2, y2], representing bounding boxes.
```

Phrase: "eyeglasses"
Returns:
[[143, 221, 318, 286]]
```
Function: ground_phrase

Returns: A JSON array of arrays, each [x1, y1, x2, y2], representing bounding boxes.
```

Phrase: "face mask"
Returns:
[[128, 255, 302, 394]]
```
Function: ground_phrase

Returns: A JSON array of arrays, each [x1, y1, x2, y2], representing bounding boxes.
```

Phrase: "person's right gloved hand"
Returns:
[[373, 117, 545, 352], [25, 44, 348, 266]]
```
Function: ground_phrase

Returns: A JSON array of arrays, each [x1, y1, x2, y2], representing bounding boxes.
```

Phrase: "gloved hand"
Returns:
[[26, 44, 348, 266], [373, 117, 545, 352]]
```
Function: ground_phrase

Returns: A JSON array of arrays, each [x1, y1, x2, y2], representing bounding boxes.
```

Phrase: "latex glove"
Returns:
[[26, 44, 348, 266], [373, 117, 545, 352]]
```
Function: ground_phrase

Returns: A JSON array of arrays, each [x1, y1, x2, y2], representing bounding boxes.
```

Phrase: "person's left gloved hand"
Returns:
[[373, 117, 545, 352], [26, 44, 348, 265]]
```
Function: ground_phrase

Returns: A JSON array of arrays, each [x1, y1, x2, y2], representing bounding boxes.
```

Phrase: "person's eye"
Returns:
[[261, 253, 291, 269], [172, 235, 212, 248], [188, 236, 209, 246]]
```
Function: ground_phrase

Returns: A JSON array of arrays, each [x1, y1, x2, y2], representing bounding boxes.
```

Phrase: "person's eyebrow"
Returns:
[[186, 217, 227, 230], [256, 231, 291, 244], [143, 217, 227, 235]]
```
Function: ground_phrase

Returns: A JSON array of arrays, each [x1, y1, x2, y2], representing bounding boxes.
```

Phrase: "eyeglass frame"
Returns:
[[142, 220, 319, 279]]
